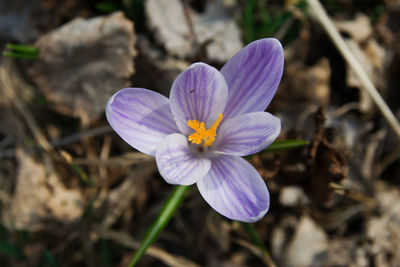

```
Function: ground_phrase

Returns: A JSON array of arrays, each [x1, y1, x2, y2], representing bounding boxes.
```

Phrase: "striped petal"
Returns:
[[221, 38, 284, 119], [156, 134, 211, 185], [214, 112, 281, 156], [106, 88, 179, 156], [197, 155, 269, 222], [170, 63, 228, 135]]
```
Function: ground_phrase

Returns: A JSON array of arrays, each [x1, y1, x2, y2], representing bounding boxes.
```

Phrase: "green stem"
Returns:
[[128, 185, 189, 267], [243, 223, 276, 267], [243, 223, 267, 250], [262, 139, 309, 153]]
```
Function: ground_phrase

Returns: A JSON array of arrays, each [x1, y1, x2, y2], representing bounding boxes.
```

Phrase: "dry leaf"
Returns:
[[145, 0, 242, 62], [2, 149, 83, 231], [29, 12, 136, 124]]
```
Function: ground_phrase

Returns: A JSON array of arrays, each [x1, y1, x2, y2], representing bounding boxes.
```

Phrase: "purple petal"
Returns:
[[156, 133, 211, 185], [106, 88, 179, 156], [170, 63, 228, 135], [197, 155, 269, 222], [214, 112, 281, 156], [221, 38, 284, 119]]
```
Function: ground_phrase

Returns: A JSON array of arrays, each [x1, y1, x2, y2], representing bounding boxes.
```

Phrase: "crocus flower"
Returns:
[[106, 38, 284, 222]]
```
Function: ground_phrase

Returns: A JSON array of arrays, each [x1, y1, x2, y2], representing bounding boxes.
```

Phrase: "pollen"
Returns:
[[187, 113, 223, 147]]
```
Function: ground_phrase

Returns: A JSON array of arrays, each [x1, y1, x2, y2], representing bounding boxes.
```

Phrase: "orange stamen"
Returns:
[[187, 113, 223, 147]]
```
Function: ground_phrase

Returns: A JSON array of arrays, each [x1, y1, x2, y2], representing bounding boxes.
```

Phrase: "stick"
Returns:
[[306, 0, 400, 140]]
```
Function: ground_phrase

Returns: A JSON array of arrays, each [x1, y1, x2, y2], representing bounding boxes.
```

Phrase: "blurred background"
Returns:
[[0, 0, 400, 266]]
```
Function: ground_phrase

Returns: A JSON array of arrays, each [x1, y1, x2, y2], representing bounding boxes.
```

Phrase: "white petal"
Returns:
[[214, 112, 281, 156], [169, 63, 228, 135], [221, 38, 284, 119], [197, 155, 269, 222], [106, 88, 179, 156], [156, 134, 211, 185]]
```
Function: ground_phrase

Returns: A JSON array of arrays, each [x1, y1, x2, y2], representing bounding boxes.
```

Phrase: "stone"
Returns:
[[279, 186, 310, 207], [283, 215, 328, 267]]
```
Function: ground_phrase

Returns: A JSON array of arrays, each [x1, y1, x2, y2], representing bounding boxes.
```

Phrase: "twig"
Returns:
[[0, 126, 112, 159], [181, 0, 208, 61], [73, 152, 153, 166], [377, 146, 400, 177], [51, 126, 112, 147], [97, 228, 200, 267], [306, 0, 400, 141], [241, 223, 277, 267], [0, 59, 55, 174], [233, 238, 277, 267], [93, 135, 112, 211], [0, 60, 52, 152]]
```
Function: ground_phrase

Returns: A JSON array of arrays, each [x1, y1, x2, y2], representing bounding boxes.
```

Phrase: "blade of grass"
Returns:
[[306, 0, 400, 141], [3, 44, 39, 59], [6, 44, 39, 54], [128, 185, 189, 267], [2, 51, 39, 59], [43, 249, 58, 267], [81, 195, 97, 222], [243, 0, 256, 43], [100, 239, 112, 267], [242, 223, 276, 267], [0, 241, 26, 260], [262, 139, 309, 153], [95, 2, 120, 13]]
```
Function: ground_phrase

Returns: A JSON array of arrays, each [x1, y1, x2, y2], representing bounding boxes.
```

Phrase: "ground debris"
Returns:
[[279, 186, 310, 207], [0, 0, 82, 42], [335, 13, 372, 43], [145, 0, 243, 62], [366, 181, 400, 266], [132, 36, 189, 96], [282, 215, 328, 267], [28, 11, 136, 124], [305, 108, 348, 204], [1, 1, 400, 266], [2, 149, 83, 231], [280, 57, 331, 106]]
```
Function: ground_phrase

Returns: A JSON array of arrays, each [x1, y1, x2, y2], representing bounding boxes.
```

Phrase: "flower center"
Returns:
[[187, 113, 223, 147]]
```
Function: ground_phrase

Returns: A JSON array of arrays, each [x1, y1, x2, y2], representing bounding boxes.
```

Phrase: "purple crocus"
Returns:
[[106, 38, 284, 222]]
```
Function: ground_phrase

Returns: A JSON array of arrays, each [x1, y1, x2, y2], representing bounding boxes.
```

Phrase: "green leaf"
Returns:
[[95, 2, 120, 13], [0, 224, 9, 236], [70, 163, 94, 187], [243, 0, 256, 43], [6, 44, 39, 54], [262, 139, 309, 153], [370, 4, 384, 25], [242, 223, 267, 250], [3, 44, 39, 59], [0, 241, 26, 260], [100, 239, 112, 267], [43, 249, 58, 267], [2, 51, 39, 59], [80, 195, 97, 222], [242, 223, 275, 266], [128, 185, 189, 267], [122, 0, 146, 32]]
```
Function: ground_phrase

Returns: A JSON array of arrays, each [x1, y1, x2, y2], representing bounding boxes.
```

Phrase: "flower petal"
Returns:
[[214, 112, 281, 156], [197, 155, 269, 222], [170, 63, 228, 135], [106, 88, 179, 156], [156, 133, 211, 185], [221, 38, 284, 119]]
